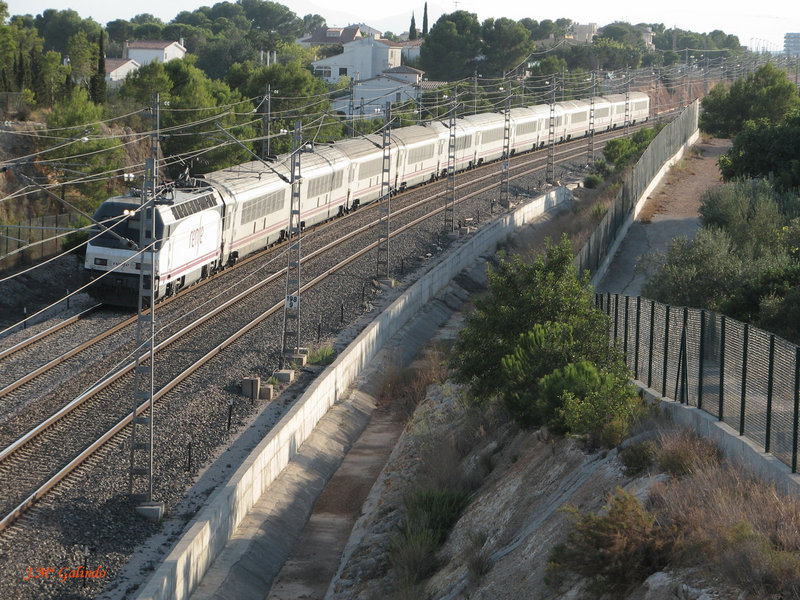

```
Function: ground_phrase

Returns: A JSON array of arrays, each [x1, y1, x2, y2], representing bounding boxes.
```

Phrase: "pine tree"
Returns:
[[90, 31, 107, 104], [422, 3, 429, 37], [409, 13, 418, 40]]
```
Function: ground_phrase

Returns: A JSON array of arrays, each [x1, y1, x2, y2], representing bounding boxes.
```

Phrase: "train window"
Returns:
[[407, 144, 434, 164], [481, 128, 503, 143], [572, 111, 588, 123], [360, 158, 382, 179], [596, 107, 610, 118]]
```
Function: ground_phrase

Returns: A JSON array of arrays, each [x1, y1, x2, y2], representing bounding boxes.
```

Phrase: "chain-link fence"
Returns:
[[575, 100, 700, 278], [599, 292, 800, 473], [0, 212, 85, 272]]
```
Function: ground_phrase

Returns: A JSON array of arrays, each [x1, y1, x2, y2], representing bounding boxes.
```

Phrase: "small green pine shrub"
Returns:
[[583, 174, 603, 189], [620, 440, 658, 476]]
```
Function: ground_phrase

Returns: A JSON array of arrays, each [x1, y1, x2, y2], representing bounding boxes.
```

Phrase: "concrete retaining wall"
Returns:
[[635, 382, 800, 495], [135, 187, 573, 600], [589, 129, 700, 288]]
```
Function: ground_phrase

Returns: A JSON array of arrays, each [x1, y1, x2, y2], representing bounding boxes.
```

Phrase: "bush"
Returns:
[[536, 360, 640, 446], [620, 440, 658, 476], [583, 173, 603, 189], [656, 429, 721, 477], [547, 489, 670, 596], [404, 488, 470, 546], [307, 345, 335, 365], [61, 218, 91, 254]]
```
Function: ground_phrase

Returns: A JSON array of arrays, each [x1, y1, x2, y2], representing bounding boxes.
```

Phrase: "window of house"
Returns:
[[339, 67, 348, 77]]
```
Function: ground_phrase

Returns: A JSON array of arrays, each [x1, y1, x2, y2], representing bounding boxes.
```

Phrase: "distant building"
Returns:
[[786, 33, 800, 55], [397, 38, 424, 64], [571, 23, 597, 44], [124, 40, 186, 66], [330, 67, 443, 117], [312, 36, 402, 84], [298, 26, 363, 47], [105, 58, 140, 86]]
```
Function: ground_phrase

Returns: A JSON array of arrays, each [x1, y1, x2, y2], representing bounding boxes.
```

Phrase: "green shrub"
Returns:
[[404, 488, 470, 546], [535, 360, 640, 445], [389, 520, 439, 583], [583, 174, 603, 189], [590, 201, 607, 221], [61, 217, 91, 254], [547, 489, 670, 596], [307, 345, 335, 365], [620, 440, 658, 476]]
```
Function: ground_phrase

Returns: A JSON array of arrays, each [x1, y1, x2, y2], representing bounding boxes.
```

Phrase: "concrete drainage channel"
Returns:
[[133, 187, 573, 600]]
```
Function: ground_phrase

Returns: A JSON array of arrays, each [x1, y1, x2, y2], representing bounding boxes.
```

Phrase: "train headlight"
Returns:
[[94, 258, 108, 266]]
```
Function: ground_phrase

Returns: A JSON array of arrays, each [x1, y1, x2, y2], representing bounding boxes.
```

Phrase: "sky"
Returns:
[[4, 0, 797, 53]]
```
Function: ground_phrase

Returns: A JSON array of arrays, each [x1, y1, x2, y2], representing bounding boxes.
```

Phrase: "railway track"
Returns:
[[0, 117, 665, 540]]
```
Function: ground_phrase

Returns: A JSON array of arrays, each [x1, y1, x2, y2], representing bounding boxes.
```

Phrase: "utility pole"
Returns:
[[443, 95, 457, 233], [499, 94, 511, 208], [587, 71, 596, 165], [624, 74, 631, 137], [376, 103, 392, 279], [281, 121, 303, 367], [546, 79, 556, 185], [473, 69, 478, 115], [129, 92, 162, 520], [262, 83, 271, 159]]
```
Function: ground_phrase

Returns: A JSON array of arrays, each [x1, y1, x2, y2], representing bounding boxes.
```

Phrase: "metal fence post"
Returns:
[[614, 293, 619, 346], [792, 346, 799, 473], [623, 296, 629, 357], [648, 300, 655, 389], [739, 324, 749, 436], [634, 296, 641, 380], [698, 310, 705, 410], [719, 316, 726, 421], [662, 305, 671, 396], [606, 292, 611, 318], [765, 335, 775, 453]]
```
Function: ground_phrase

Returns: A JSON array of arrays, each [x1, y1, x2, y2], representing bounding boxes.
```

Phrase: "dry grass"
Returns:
[[377, 346, 448, 416], [550, 427, 800, 596]]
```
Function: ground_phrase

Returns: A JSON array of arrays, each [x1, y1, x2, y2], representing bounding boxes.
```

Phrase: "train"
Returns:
[[84, 92, 650, 306]]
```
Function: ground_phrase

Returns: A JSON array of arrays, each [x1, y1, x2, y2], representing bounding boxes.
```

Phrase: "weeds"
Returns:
[[466, 530, 491, 580], [552, 428, 800, 597], [307, 344, 335, 365]]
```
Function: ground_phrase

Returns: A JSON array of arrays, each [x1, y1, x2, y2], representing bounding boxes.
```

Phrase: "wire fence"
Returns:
[[0, 212, 85, 272], [575, 100, 699, 278], [599, 292, 800, 473]]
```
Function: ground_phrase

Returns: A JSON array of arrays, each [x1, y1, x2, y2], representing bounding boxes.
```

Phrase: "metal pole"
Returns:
[[765, 335, 775, 453], [739, 324, 749, 435], [634, 296, 641, 380], [623, 296, 629, 358], [662, 305, 670, 396], [718, 316, 726, 421], [648, 300, 655, 389], [698, 310, 705, 410], [792, 346, 799, 472], [613, 293, 619, 346]]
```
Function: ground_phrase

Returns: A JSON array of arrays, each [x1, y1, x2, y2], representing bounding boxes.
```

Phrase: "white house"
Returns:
[[298, 25, 362, 47], [312, 36, 402, 84], [397, 38, 423, 64], [124, 40, 186, 66], [105, 58, 140, 86], [331, 67, 444, 118]]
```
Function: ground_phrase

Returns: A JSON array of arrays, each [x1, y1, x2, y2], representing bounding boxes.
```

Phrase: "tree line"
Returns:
[[644, 63, 800, 342]]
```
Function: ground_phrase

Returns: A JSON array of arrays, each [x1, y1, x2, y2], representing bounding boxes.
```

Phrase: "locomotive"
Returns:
[[84, 92, 649, 306]]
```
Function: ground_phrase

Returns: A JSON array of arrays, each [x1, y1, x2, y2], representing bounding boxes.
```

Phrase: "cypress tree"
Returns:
[[409, 13, 417, 40], [90, 31, 107, 104], [422, 3, 429, 37]]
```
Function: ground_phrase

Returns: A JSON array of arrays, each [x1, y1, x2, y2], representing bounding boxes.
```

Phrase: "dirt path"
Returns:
[[597, 137, 731, 295]]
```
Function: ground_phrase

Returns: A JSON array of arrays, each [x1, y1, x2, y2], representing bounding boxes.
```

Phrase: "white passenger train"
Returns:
[[85, 92, 649, 306]]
